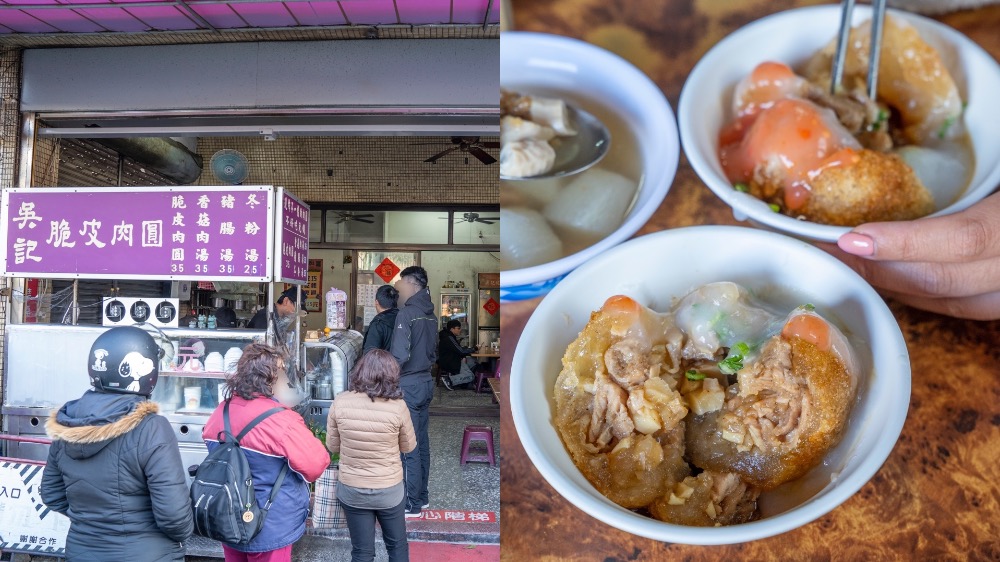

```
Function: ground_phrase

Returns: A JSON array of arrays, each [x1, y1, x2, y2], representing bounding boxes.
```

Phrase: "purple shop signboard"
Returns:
[[0, 186, 274, 281], [275, 187, 309, 284]]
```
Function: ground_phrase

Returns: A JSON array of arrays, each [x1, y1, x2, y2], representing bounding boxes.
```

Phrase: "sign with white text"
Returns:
[[0, 186, 274, 281], [274, 187, 310, 284]]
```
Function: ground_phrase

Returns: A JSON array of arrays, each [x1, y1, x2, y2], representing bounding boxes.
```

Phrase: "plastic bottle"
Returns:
[[326, 287, 348, 330]]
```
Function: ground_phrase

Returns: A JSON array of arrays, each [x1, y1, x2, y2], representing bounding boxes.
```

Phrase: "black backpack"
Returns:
[[191, 400, 289, 545]]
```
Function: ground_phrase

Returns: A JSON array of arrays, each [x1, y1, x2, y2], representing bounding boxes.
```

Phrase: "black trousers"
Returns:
[[341, 498, 409, 562], [400, 373, 434, 509]]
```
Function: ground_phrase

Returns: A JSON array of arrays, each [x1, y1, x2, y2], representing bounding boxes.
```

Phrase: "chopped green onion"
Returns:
[[802, 303, 816, 311], [867, 108, 889, 132], [734, 183, 749, 193], [718, 342, 750, 375], [937, 115, 957, 139], [685, 369, 706, 381], [768, 203, 781, 213]]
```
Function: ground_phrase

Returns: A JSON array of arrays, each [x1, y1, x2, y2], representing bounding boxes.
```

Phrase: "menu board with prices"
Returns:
[[0, 186, 274, 281], [275, 187, 310, 284]]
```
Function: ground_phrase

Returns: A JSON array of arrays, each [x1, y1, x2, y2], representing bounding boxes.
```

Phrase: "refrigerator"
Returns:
[[439, 290, 473, 347]]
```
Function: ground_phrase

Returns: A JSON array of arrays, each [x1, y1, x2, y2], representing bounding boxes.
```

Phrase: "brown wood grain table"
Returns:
[[488, 377, 502, 404], [500, 1, 1000, 560]]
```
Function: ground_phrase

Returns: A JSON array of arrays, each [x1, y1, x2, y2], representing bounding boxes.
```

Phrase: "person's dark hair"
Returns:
[[227, 343, 286, 401], [349, 349, 403, 402], [215, 306, 238, 328], [446, 319, 462, 330], [375, 285, 399, 309], [399, 266, 428, 290], [277, 287, 307, 310]]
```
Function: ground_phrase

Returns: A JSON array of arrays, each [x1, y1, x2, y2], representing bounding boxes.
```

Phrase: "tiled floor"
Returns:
[[424, 380, 500, 516], [430, 378, 501, 411], [424, 414, 500, 516]]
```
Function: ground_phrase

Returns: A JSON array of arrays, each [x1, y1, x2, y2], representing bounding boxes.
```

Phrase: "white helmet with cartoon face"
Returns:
[[88, 327, 161, 396]]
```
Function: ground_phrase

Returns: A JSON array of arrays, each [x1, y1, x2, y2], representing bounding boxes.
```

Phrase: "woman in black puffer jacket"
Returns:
[[41, 327, 193, 562]]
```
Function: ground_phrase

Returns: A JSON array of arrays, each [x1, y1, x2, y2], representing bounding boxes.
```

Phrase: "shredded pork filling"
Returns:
[[719, 337, 811, 453]]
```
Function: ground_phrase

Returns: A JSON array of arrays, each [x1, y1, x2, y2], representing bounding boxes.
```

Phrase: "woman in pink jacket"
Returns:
[[203, 343, 330, 562], [327, 349, 417, 562]]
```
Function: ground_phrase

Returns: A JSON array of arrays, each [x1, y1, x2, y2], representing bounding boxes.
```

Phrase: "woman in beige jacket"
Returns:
[[327, 349, 417, 562]]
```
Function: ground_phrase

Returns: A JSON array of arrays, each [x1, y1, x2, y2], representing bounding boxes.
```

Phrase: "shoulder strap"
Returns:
[[261, 463, 290, 511], [234, 405, 286, 444], [222, 399, 234, 441]]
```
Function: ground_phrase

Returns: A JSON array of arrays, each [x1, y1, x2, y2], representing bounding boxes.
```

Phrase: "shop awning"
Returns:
[[0, 1, 500, 34], [22, 39, 499, 136]]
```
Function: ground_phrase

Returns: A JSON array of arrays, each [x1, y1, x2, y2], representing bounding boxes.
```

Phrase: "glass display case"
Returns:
[[1, 324, 265, 476], [440, 290, 473, 346], [300, 329, 364, 428], [149, 328, 265, 415]]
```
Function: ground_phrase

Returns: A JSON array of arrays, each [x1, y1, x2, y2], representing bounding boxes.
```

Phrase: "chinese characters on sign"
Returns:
[[304, 259, 323, 312], [277, 189, 309, 283], [0, 463, 70, 556], [413, 510, 496, 523], [1, 187, 271, 280], [482, 297, 500, 316], [375, 257, 400, 284]]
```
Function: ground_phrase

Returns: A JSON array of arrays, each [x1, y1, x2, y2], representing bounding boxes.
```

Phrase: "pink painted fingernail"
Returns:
[[838, 232, 875, 256]]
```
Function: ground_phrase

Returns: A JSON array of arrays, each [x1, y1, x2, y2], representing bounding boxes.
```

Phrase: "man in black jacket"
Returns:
[[362, 284, 399, 353], [247, 287, 305, 331], [390, 266, 438, 516], [438, 319, 475, 390], [41, 326, 193, 562]]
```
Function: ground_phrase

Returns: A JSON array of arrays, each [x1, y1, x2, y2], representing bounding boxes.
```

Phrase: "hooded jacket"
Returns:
[[438, 328, 474, 375], [389, 288, 438, 377], [202, 395, 330, 553], [41, 391, 193, 562], [362, 307, 398, 353]]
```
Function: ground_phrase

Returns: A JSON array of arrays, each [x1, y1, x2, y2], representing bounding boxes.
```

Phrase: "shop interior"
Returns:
[[28, 134, 500, 405]]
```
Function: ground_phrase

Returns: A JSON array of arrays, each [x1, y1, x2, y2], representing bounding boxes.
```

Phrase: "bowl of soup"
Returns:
[[510, 225, 910, 544], [500, 32, 679, 302], [678, 5, 1000, 242]]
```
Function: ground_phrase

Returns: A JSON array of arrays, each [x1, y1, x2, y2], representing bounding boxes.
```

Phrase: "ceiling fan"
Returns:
[[440, 212, 500, 225], [414, 137, 499, 165], [333, 211, 375, 224]]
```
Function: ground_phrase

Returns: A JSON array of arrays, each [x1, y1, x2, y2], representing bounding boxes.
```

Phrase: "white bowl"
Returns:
[[510, 226, 910, 544], [500, 32, 679, 301], [678, 5, 1000, 242]]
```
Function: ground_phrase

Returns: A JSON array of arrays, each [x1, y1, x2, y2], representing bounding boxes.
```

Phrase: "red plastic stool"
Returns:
[[460, 425, 495, 466]]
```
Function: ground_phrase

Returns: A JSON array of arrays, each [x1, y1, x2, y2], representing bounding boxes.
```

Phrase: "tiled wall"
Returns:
[[32, 134, 501, 209], [194, 136, 499, 205]]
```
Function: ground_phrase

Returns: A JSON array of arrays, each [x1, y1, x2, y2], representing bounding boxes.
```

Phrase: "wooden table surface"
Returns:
[[488, 377, 502, 404], [500, 1, 1000, 560]]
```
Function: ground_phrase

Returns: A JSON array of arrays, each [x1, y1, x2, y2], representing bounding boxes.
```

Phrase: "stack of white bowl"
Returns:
[[204, 352, 225, 373], [224, 347, 243, 374]]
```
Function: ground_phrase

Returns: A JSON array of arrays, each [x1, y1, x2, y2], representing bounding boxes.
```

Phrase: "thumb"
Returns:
[[837, 192, 1000, 263]]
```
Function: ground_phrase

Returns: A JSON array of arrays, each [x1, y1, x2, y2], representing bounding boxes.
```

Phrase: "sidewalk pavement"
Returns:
[[184, 534, 499, 561]]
